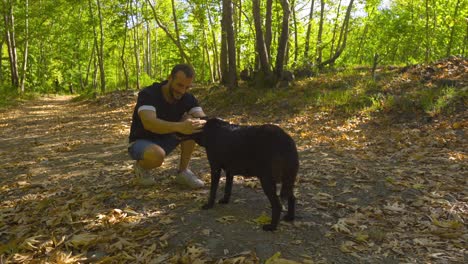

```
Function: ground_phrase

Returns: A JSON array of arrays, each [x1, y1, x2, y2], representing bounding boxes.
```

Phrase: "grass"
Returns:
[[0, 89, 39, 109], [195, 69, 466, 121]]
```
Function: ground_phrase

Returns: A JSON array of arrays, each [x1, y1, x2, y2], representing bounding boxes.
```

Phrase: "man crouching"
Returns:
[[128, 64, 206, 188]]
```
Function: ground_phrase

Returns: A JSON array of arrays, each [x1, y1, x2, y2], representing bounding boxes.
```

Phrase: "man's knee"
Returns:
[[142, 145, 165, 168]]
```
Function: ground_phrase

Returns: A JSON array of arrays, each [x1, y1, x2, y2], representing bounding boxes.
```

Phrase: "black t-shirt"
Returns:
[[128, 81, 201, 142]]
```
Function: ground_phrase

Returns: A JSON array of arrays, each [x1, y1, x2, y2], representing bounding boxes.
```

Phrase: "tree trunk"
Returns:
[[303, 0, 315, 63], [120, 0, 130, 90], [220, 9, 228, 84], [130, 0, 140, 89], [253, 0, 273, 88], [223, 0, 237, 88], [316, 0, 325, 66], [96, 0, 106, 93], [171, 0, 184, 63], [206, 4, 220, 81], [330, 0, 342, 63], [318, 0, 354, 68], [19, 0, 29, 93], [291, 0, 298, 66], [446, 0, 461, 57], [3, 0, 19, 90], [146, 0, 191, 64], [425, 0, 430, 63], [0, 39, 3, 82], [275, 0, 290, 79], [265, 0, 273, 59]]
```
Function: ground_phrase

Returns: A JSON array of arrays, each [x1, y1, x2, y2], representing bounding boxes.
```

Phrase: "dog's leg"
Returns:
[[219, 170, 233, 204], [259, 176, 281, 231], [283, 195, 296, 221], [202, 167, 222, 210]]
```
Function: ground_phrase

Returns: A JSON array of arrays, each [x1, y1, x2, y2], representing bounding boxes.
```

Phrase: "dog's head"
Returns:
[[176, 117, 227, 147]]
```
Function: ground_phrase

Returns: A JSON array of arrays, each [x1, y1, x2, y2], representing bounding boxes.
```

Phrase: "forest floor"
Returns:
[[0, 59, 467, 263]]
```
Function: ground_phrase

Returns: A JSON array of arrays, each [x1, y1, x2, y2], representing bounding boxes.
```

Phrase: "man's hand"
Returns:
[[179, 118, 206, 134]]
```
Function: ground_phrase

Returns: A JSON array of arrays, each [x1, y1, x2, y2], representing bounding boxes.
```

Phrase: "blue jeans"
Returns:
[[128, 135, 180, 160]]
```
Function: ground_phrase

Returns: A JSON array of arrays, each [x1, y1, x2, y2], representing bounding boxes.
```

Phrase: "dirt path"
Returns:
[[0, 94, 466, 263]]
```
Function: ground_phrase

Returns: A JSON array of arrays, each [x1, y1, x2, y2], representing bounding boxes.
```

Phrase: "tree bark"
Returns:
[[330, 0, 342, 63], [171, 0, 183, 63], [130, 0, 140, 89], [146, 0, 191, 64], [316, 0, 325, 66], [19, 0, 29, 93], [253, 0, 270, 75], [222, 0, 237, 88], [318, 0, 354, 68], [120, 0, 130, 90], [425, 0, 430, 63], [265, 0, 273, 59], [96, 0, 106, 93], [275, 0, 290, 78], [291, 0, 298, 66], [3, 0, 19, 90], [206, 4, 220, 81], [303, 0, 315, 63]]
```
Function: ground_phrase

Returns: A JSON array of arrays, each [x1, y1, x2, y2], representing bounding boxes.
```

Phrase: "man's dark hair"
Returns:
[[171, 64, 195, 79]]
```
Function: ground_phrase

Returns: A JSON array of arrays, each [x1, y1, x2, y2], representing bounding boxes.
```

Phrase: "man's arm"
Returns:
[[139, 110, 205, 135]]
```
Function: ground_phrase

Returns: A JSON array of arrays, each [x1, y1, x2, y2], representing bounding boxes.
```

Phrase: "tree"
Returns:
[[274, 0, 291, 79], [221, 0, 237, 88], [253, 0, 272, 86], [2, 0, 19, 90], [318, 0, 354, 69]]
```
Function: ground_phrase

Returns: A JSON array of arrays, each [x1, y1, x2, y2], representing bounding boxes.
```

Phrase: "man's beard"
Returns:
[[169, 84, 183, 101]]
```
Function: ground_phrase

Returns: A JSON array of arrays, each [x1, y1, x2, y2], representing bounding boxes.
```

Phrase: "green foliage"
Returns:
[[0, 0, 465, 96]]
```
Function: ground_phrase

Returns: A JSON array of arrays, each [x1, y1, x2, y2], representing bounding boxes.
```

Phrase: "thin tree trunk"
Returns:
[[3, 0, 19, 90], [96, 0, 106, 93], [120, 0, 130, 90], [446, 0, 461, 57], [0, 40, 3, 82], [330, 0, 342, 63], [291, 0, 298, 66], [130, 0, 140, 89], [146, 0, 191, 64], [304, 0, 315, 63], [223, 0, 237, 88], [19, 0, 29, 93], [220, 9, 228, 84], [265, 0, 273, 59], [253, 0, 270, 75], [171, 0, 183, 63], [206, 4, 220, 81], [316, 0, 325, 66], [425, 0, 430, 63], [203, 27, 214, 82], [145, 21, 152, 76], [275, 0, 290, 78], [319, 0, 354, 68]]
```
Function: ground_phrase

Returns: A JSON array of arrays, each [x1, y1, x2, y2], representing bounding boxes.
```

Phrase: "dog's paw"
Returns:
[[283, 214, 295, 222], [262, 224, 276, 231], [218, 198, 229, 204], [201, 204, 214, 210]]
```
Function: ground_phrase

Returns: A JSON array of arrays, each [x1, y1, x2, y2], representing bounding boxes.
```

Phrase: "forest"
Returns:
[[1, 0, 466, 94], [0, 0, 467, 263]]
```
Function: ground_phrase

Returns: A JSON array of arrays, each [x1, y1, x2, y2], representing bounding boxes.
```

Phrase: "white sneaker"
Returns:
[[176, 169, 204, 188], [133, 162, 156, 186]]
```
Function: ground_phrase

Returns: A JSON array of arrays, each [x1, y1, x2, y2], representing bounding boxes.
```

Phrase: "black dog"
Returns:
[[183, 118, 299, 231]]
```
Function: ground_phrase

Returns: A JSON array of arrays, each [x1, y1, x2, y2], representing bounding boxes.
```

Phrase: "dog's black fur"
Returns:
[[183, 118, 299, 231]]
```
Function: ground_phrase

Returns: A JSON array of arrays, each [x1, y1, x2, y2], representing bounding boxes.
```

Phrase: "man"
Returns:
[[128, 64, 206, 188]]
